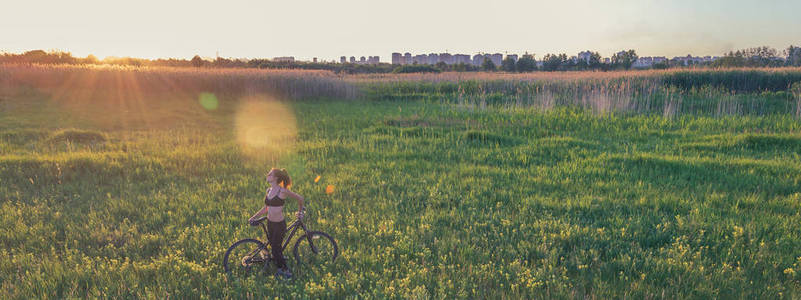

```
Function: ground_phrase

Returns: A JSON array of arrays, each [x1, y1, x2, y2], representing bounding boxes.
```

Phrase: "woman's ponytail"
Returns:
[[271, 168, 292, 188]]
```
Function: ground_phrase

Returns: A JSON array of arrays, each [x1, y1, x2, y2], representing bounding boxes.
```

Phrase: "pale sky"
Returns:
[[2, 0, 800, 62]]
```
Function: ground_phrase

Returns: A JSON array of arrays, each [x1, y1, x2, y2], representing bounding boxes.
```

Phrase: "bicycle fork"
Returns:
[[300, 222, 320, 254]]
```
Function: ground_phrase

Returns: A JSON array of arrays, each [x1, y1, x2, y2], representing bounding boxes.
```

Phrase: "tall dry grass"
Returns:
[[355, 68, 801, 116], [3, 64, 801, 117], [0, 64, 361, 102]]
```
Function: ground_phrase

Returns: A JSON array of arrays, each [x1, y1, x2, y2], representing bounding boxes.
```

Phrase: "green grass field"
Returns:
[[2, 66, 801, 298]]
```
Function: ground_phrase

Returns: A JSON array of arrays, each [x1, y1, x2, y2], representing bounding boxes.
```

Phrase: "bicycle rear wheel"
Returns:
[[223, 239, 267, 279], [293, 231, 338, 266]]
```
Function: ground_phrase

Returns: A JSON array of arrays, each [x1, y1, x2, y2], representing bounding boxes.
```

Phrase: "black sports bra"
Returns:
[[264, 188, 285, 207]]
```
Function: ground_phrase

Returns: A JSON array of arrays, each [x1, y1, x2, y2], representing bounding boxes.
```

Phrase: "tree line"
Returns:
[[0, 50, 395, 74], [711, 46, 801, 68]]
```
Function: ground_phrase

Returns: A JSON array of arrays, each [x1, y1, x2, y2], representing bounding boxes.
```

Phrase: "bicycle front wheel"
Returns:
[[223, 238, 267, 279], [293, 231, 338, 266]]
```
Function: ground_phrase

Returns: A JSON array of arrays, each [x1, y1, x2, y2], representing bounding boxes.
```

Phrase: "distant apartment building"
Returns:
[[454, 54, 471, 65], [384, 51, 594, 68], [273, 56, 294, 62], [632, 57, 654, 68], [473, 54, 500, 66], [439, 53, 453, 64], [671, 55, 716, 66], [578, 51, 593, 64], [473, 54, 485, 66], [490, 53, 503, 66], [632, 56, 668, 68], [428, 53, 439, 65], [389, 51, 521, 66], [671, 55, 688, 66], [339, 55, 380, 64]]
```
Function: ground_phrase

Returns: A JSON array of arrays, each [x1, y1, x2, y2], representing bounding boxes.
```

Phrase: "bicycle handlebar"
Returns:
[[249, 208, 307, 226], [249, 216, 267, 226]]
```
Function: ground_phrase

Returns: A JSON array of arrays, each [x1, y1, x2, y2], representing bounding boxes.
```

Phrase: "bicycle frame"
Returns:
[[258, 218, 310, 252]]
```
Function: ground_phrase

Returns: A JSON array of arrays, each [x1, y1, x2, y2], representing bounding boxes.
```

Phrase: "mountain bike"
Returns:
[[223, 209, 338, 278]]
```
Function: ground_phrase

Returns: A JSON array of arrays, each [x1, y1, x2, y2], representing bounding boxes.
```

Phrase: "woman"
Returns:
[[248, 168, 305, 279]]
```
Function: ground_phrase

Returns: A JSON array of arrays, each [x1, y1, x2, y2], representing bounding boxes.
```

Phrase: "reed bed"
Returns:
[[3, 64, 800, 118], [0, 64, 361, 102], [357, 68, 801, 117]]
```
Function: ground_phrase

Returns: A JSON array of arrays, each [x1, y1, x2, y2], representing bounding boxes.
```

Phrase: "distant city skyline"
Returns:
[[2, 0, 800, 62]]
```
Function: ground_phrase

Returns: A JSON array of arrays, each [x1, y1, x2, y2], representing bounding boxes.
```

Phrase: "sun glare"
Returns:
[[234, 95, 297, 164]]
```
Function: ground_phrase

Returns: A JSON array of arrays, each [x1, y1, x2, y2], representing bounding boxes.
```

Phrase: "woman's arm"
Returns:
[[282, 188, 305, 211], [249, 205, 268, 222]]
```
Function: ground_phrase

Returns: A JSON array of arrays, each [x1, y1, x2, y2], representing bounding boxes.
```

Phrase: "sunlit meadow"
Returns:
[[2, 64, 801, 298]]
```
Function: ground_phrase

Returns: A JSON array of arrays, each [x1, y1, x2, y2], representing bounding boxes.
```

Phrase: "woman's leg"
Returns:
[[268, 220, 287, 270]]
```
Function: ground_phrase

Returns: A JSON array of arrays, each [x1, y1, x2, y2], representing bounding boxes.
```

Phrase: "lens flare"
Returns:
[[234, 95, 297, 164], [199, 92, 218, 110]]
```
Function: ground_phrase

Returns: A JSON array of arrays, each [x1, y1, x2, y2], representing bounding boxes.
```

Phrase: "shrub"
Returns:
[[464, 130, 521, 146], [47, 129, 107, 145]]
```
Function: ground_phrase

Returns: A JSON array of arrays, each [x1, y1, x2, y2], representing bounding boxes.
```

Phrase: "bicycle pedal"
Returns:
[[275, 269, 293, 280]]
